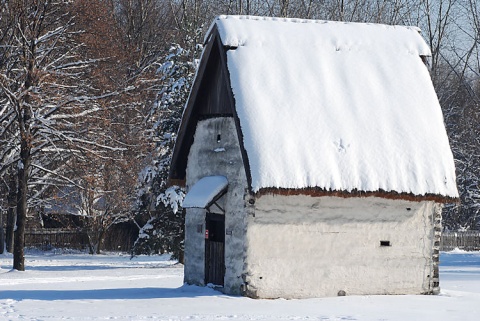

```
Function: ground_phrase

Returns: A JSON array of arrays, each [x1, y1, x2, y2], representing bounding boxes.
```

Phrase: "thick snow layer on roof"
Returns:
[[183, 176, 228, 208], [212, 15, 458, 198]]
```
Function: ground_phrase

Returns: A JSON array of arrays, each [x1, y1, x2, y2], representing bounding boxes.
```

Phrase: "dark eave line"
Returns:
[[255, 187, 458, 203]]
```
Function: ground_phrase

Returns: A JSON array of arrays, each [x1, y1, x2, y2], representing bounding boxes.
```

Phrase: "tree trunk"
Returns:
[[6, 206, 16, 253], [13, 28, 35, 270], [13, 139, 31, 271], [6, 173, 17, 253], [86, 227, 106, 255], [0, 209, 4, 254], [88, 243, 95, 255], [87, 229, 103, 255], [96, 229, 106, 254], [178, 249, 184, 264], [86, 231, 95, 254]]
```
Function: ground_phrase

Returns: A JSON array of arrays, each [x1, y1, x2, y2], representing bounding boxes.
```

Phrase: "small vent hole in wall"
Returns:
[[380, 240, 391, 247], [217, 134, 221, 143], [406, 207, 412, 211]]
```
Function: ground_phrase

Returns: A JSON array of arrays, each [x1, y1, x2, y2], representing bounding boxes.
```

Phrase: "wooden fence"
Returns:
[[440, 230, 480, 251], [25, 228, 88, 251], [25, 224, 137, 252]]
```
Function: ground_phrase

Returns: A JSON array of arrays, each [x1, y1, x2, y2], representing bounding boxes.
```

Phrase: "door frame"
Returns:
[[204, 212, 225, 286]]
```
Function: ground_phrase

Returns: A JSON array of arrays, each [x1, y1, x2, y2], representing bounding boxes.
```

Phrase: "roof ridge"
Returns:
[[215, 15, 419, 31]]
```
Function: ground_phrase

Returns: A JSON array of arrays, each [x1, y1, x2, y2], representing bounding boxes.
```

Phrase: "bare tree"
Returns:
[[0, 0, 125, 269], [438, 0, 480, 230]]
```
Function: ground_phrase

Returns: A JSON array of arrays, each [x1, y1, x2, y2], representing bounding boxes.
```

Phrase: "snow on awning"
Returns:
[[183, 176, 228, 208]]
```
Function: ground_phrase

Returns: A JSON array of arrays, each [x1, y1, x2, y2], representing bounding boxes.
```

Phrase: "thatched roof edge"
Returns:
[[254, 187, 458, 203]]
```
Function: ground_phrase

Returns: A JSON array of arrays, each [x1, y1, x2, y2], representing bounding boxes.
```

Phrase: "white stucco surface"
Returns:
[[210, 15, 458, 198], [184, 117, 248, 294], [244, 194, 439, 299], [184, 207, 206, 286]]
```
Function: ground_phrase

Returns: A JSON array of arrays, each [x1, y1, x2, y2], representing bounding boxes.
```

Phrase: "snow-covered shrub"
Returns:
[[131, 186, 185, 262]]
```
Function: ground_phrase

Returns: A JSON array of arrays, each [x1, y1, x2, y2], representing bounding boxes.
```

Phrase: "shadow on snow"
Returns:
[[440, 252, 480, 268], [0, 285, 220, 301]]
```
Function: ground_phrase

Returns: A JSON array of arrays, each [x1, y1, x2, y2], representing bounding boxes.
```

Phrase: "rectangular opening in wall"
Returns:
[[380, 240, 391, 247]]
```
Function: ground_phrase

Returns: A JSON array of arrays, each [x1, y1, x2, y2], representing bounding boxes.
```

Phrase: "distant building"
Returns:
[[170, 16, 458, 298]]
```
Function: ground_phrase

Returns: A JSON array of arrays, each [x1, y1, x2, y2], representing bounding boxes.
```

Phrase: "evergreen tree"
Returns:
[[132, 31, 202, 261]]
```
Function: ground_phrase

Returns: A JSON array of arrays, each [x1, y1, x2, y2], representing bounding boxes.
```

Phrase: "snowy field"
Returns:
[[1, 249, 479, 321]]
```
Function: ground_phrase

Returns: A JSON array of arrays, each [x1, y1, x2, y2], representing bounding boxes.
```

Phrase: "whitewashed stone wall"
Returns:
[[184, 207, 206, 285], [243, 195, 440, 299], [184, 117, 248, 294], [183, 117, 441, 299]]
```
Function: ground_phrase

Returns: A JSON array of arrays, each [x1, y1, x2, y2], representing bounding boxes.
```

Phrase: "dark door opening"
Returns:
[[205, 213, 225, 286]]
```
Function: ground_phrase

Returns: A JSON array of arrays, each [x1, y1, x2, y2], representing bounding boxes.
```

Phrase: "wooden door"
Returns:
[[205, 213, 225, 286]]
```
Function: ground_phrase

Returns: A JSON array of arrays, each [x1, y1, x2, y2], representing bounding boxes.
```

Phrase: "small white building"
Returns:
[[169, 16, 459, 299]]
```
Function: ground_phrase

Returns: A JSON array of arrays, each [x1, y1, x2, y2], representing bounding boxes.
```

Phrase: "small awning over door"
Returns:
[[183, 176, 228, 208]]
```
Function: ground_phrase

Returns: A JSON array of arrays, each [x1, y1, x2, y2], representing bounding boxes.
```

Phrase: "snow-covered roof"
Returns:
[[210, 15, 458, 198], [183, 176, 228, 208]]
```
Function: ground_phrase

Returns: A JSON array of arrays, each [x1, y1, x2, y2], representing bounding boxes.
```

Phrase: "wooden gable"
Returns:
[[169, 27, 251, 186]]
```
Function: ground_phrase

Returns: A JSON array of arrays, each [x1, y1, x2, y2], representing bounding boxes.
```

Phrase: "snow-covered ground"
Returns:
[[1, 249, 479, 321]]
